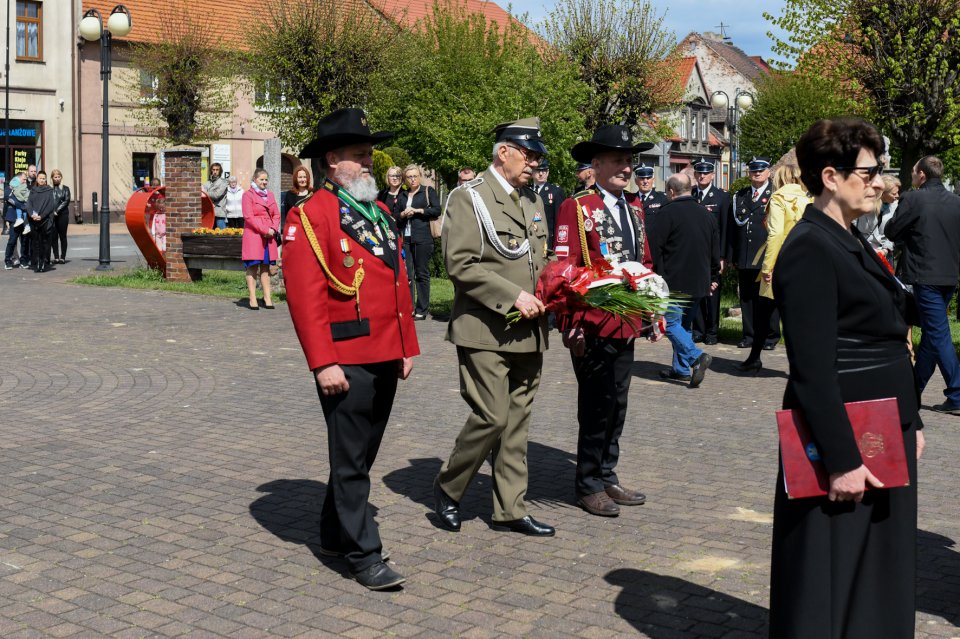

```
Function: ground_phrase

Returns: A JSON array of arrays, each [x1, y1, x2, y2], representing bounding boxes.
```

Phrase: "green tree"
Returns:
[[372, 149, 394, 189], [382, 146, 412, 171], [537, 0, 683, 132], [125, 8, 235, 144], [738, 71, 861, 162], [244, 0, 398, 152], [370, 1, 589, 189], [766, 0, 960, 183]]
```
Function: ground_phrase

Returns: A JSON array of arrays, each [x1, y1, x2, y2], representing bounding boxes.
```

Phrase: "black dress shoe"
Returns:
[[735, 359, 763, 374], [737, 339, 753, 348], [692, 332, 705, 343], [763, 342, 777, 351], [689, 353, 713, 388], [703, 336, 718, 345], [433, 477, 461, 531], [491, 515, 555, 536], [659, 369, 691, 382], [351, 562, 406, 590]]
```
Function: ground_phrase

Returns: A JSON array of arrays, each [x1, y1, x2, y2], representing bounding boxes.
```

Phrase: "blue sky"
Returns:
[[510, 0, 790, 66]]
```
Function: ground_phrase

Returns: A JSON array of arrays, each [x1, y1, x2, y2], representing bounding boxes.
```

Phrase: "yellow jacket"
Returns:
[[760, 183, 813, 299]]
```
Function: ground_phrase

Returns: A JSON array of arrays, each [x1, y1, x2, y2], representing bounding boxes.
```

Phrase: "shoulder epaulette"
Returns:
[[572, 188, 597, 200], [462, 177, 484, 189]]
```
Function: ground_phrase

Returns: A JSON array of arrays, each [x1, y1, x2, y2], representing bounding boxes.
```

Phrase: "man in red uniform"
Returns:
[[553, 125, 654, 517], [283, 108, 420, 591]]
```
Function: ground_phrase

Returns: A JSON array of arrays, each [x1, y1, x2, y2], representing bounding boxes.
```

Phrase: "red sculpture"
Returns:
[[124, 186, 214, 276]]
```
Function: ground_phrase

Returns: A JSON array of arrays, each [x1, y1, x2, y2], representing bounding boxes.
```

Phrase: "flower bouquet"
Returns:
[[507, 258, 685, 330]]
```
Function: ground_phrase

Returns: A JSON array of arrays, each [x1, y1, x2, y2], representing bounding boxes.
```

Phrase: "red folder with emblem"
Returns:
[[776, 397, 909, 499]]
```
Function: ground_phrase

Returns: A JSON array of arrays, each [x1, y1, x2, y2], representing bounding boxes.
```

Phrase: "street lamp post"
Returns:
[[710, 89, 754, 181], [79, 5, 132, 271]]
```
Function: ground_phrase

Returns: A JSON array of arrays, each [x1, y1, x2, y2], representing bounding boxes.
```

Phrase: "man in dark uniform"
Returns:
[[649, 172, 719, 387], [283, 108, 420, 591], [434, 118, 554, 537], [729, 156, 778, 349], [574, 161, 595, 192], [690, 158, 730, 345], [634, 162, 668, 236], [533, 159, 566, 249], [554, 125, 654, 518]]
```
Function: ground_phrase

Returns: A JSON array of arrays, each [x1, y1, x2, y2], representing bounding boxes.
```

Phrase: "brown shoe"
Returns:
[[604, 484, 646, 506], [577, 491, 620, 517]]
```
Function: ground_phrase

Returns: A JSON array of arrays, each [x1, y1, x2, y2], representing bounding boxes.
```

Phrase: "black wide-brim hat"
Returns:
[[299, 108, 394, 159], [570, 125, 655, 164]]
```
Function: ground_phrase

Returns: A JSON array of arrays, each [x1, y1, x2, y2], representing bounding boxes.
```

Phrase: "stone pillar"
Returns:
[[264, 138, 282, 203], [163, 147, 205, 282]]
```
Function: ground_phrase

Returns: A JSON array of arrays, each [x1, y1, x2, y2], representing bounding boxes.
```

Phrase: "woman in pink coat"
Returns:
[[242, 168, 281, 309]]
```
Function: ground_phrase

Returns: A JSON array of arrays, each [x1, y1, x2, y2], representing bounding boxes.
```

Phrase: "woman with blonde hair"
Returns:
[[737, 162, 812, 372], [399, 164, 440, 319], [241, 168, 281, 309], [853, 174, 896, 256]]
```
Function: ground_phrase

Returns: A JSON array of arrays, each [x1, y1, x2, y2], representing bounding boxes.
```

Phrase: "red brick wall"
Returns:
[[164, 149, 203, 282]]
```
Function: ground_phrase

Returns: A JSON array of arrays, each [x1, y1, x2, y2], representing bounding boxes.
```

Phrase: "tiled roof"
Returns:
[[675, 57, 697, 88], [695, 34, 768, 82], [82, 0, 521, 48]]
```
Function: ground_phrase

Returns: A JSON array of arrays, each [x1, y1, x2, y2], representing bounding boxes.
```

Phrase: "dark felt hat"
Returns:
[[747, 156, 772, 171], [299, 108, 394, 159], [692, 157, 716, 174], [491, 117, 548, 156], [570, 125, 655, 164], [634, 162, 655, 178]]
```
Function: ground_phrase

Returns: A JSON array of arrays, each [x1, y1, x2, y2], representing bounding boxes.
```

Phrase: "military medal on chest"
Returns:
[[340, 238, 355, 268]]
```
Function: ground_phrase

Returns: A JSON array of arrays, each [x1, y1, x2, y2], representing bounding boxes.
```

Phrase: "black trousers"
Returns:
[[51, 213, 69, 260], [408, 238, 433, 315], [571, 337, 634, 497], [30, 223, 52, 270], [744, 295, 780, 363], [738, 268, 780, 343], [317, 361, 398, 573], [693, 289, 721, 339]]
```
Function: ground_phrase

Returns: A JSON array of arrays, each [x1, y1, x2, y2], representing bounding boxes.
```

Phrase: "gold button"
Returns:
[[398, 312, 403, 317]]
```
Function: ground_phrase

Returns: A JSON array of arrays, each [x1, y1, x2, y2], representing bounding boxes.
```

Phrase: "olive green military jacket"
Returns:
[[441, 169, 550, 353]]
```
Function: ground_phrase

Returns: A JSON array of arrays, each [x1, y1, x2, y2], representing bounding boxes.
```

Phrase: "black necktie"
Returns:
[[697, 190, 704, 203], [616, 199, 636, 261]]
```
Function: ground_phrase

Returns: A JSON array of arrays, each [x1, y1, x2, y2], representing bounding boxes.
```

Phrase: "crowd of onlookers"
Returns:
[[3, 164, 73, 272]]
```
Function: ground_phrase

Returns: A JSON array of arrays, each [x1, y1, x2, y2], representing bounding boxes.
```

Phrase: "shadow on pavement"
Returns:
[[918, 530, 960, 627], [604, 568, 768, 637], [249, 478, 370, 579], [632, 354, 788, 382], [381, 441, 577, 528]]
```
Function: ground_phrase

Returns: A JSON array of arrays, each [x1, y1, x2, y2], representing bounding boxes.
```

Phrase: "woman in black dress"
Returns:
[[399, 164, 441, 320], [769, 117, 924, 638], [50, 169, 71, 264]]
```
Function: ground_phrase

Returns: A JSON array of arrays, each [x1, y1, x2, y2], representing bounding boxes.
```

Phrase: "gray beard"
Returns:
[[343, 174, 379, 202]]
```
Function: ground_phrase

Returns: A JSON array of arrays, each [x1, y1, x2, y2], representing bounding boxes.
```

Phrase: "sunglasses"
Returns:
[[835, 165, 883, 181]]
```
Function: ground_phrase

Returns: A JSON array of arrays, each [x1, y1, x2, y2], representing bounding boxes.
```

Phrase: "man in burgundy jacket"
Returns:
[[284, 108, 419, 591], [553, 125, 654, 517]]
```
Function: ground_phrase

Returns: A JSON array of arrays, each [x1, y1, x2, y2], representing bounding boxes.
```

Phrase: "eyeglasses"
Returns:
[[404, 175, 419, 181], [835, 165, 883, 181], [387, 174, 401, 179], [506, 144, 543, 165]]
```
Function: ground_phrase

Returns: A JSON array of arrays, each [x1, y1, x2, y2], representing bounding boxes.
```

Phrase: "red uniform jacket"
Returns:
[[553, 188, 653, 339], [282, 181, 420, 370]]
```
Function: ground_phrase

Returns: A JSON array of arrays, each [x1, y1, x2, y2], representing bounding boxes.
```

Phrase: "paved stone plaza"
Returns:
[[1, 250, 958, 638]]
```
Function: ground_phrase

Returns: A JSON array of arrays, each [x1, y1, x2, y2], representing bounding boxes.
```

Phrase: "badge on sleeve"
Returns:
[[557, 224, 569, 244], [584, 218, 594, 232], [284, 225, 297, 242]]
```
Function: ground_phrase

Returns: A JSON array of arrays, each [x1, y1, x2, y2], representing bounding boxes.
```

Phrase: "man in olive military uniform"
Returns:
[[533, 159, 566, 249], [728, 157, 779, 349], [634, 162, 668, 237], [433, 118, 555, 537], [691, 158, 730, 345]]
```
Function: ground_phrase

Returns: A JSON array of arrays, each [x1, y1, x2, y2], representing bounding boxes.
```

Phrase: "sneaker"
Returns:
[[13, 218, 23, 228], [22, 223, 30, 236], [19, 263, 30, 269], [3, 263, 11, 270]]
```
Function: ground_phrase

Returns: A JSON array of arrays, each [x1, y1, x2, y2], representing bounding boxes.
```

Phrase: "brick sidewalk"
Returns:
[[0, 271, 957, 638]]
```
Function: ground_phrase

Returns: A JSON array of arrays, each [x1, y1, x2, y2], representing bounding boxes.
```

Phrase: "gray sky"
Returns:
[[511, 0, 790, 66]]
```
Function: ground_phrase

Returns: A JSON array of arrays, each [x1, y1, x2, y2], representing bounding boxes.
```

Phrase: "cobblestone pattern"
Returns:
[[0, 270, 957, 638]]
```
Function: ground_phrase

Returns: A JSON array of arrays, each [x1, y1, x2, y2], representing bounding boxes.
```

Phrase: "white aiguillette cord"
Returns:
[[468, 187, 531, 263]]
